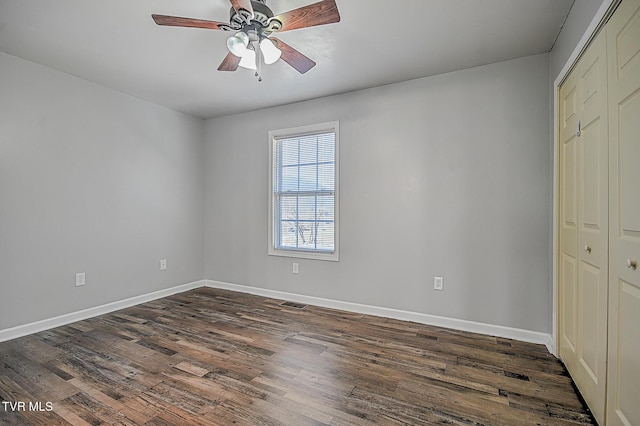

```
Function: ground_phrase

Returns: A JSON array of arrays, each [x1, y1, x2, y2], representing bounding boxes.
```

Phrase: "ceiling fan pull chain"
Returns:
[[256, 40, 263, 82]]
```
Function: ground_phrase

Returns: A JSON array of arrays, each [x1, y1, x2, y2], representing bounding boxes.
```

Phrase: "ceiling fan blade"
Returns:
[[270, 38, 316, 74], [218, 52, 241, 72], [152, 14, 228, 30], [230, 0, 254, 18], [270, 0, 340, 32]]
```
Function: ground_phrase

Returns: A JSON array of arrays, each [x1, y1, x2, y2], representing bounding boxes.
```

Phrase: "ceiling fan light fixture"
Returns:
[[152, 0, 342, 76], [226, 31, 249, 57], [260, 38, 282, 65], [238, 47, 257, 70]]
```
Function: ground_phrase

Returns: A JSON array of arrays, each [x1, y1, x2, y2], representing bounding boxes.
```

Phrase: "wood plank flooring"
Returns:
[[0, 288, 594, 425]]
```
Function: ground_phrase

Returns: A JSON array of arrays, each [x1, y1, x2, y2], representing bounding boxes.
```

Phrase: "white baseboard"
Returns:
[[206, 280, 556, 354], [0, 278, 556, 355], [0, 280, 206, 343]]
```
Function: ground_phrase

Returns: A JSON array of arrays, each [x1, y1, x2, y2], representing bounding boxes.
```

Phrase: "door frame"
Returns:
[[552, 0, 620, 357]]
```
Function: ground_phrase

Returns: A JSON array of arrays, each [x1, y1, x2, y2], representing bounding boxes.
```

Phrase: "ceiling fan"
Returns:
[[152, 0, 341, 80]]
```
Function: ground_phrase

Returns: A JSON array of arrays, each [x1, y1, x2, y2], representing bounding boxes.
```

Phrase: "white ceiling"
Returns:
[[0, 0, 573, 119]]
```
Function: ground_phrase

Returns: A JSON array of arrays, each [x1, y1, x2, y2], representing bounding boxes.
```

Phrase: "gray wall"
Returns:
[[0, 53, 205, 329], [204, 53, 551, 333]]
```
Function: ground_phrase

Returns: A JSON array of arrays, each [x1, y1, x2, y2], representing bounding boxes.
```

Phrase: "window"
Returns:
[[268, 122, 339, 261]]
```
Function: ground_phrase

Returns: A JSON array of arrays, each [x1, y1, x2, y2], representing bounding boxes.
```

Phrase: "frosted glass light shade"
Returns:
[[238, 48, 257, 70], [260, 38, 282, 65], [227, 32, 249, 57]]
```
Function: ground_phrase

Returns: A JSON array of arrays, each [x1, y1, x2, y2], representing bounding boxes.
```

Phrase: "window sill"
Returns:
[[268, 248, 339, 262]]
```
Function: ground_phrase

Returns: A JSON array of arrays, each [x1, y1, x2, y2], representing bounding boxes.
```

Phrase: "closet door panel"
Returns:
[[618, 95, 640, 231], [609, 280, 640, 426], [561, 135, 578, 255], [559, 75, 579, 362], [577, 261, 603, 380], [580, 120, 604, 230], [576, 29, 609, 425], [561, 254, 578, 352], [607, 0, 640, 424]]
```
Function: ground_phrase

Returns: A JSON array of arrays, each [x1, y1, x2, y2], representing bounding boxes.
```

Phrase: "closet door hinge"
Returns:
[[576, 120, 581, 137]]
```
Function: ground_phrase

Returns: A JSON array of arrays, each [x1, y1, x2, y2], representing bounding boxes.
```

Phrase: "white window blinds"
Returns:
[[272, 130, 336, 254]]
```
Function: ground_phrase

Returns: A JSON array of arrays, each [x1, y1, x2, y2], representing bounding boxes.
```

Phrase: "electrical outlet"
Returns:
[[434, 276, 444, 291], [160, 259, 167, 270], [292, 262, 299, 274], [75, 272, 86, 287]]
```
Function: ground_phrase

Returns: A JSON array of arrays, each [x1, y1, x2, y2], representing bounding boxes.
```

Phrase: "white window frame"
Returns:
[[268, 121, 339, 261]]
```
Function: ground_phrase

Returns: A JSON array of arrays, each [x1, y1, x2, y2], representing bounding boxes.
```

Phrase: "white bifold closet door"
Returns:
[[606, 0, 640, 424], [558, 22, 609, 426]]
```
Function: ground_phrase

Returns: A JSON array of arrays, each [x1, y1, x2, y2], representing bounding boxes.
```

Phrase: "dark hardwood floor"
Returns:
[[0, 288, 594, 425]]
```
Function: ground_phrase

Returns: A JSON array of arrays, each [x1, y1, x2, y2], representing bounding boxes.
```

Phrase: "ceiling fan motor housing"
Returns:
[[229, 0, 282, 34]]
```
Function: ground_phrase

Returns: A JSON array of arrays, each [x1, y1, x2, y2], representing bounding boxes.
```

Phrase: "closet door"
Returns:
[[559, 49, 580, 379], [606, 0, 640, 424], [558, 27, 609, 425]]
